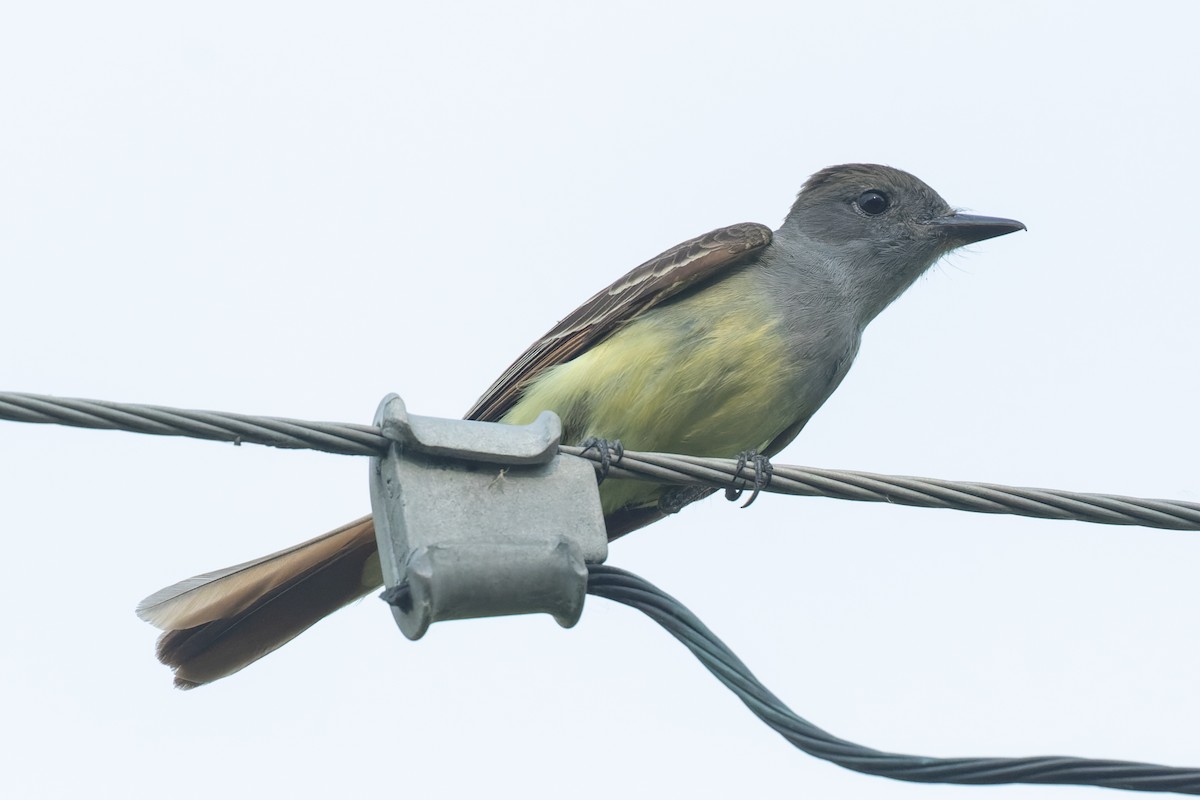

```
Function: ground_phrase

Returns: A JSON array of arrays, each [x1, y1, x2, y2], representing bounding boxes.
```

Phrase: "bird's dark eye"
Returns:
[[856, 190, 890, 216]]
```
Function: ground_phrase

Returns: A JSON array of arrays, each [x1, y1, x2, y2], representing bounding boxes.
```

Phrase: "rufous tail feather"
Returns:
[[136, 516, 381, 688]]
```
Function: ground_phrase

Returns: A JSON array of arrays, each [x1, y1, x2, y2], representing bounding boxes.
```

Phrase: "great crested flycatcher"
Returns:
[[137, 163, 1024, 687]]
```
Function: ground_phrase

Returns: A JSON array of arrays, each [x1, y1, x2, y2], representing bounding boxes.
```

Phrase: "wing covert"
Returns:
[[465, 222, 772, 422]]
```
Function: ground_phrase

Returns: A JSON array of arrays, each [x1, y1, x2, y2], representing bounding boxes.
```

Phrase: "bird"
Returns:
[[136, 163, 1025, 688]]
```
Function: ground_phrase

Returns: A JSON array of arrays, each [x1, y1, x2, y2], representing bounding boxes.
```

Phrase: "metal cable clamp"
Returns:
[[368, 394, 608, 639]]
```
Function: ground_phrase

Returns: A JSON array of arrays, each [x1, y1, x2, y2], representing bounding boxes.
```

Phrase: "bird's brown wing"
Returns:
[[465, 222, 772, 423]]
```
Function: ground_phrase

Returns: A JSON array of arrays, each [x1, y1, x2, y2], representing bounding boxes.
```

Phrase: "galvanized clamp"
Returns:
[[368, 394, 608, 639]]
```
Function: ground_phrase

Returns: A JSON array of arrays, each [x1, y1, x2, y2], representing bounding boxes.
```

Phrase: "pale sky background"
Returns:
[[2, 3, 1199, 799]]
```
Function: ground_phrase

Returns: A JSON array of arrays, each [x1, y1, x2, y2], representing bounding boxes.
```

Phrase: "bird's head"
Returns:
[[781, 163, 1025, 320]]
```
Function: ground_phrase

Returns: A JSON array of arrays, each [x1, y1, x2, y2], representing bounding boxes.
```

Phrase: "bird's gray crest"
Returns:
[[788, 163, 951, 233]]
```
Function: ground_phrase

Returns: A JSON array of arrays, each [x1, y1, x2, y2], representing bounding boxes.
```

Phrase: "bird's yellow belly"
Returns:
[[501, 287, 803, 514]]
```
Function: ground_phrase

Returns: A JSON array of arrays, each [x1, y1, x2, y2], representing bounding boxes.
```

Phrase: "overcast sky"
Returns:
[[3, 3, 1199, 799]]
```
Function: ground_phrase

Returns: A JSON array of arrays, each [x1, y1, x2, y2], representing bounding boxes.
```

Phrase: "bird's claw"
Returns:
[[579, 436, 624, 483], [725, 450, 773, 508]]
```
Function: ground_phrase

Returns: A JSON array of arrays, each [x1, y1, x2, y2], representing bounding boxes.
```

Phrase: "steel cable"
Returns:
[[3, 391, 1196, 530], [588, 565, 1200, 794]]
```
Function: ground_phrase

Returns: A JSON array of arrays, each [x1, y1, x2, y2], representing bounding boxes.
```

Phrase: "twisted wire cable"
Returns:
[[588, 565, 1200, 794], [561, 448, 1200, 530], [0, 391, 387, 455], [7, 390, 1199, 792], [3, 391, 1197, 531]]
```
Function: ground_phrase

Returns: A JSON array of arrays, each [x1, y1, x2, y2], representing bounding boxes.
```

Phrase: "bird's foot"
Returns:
[[725, 450, 773, 508], [579, 437, 624, 482]]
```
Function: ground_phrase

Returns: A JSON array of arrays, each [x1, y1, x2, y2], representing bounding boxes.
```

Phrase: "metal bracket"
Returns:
[[368, 394, 608, 640]]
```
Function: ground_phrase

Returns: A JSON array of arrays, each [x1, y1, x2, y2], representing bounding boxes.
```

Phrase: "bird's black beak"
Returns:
[[927, 212, 1026, 245]]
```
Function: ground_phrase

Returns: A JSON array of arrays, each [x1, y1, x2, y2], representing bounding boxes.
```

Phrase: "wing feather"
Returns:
[[465, 222, 772, 422]]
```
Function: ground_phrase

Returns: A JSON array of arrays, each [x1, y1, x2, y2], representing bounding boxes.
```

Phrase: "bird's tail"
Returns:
[[135, 515, 382, 688]]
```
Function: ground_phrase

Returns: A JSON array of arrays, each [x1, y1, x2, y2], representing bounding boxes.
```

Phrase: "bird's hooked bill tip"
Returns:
[[928, 213, 1027, 244]]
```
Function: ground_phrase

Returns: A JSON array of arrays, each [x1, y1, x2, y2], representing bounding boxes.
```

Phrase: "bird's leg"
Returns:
[[725, 450, 773, 508], [579, 437, 624, 483]]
